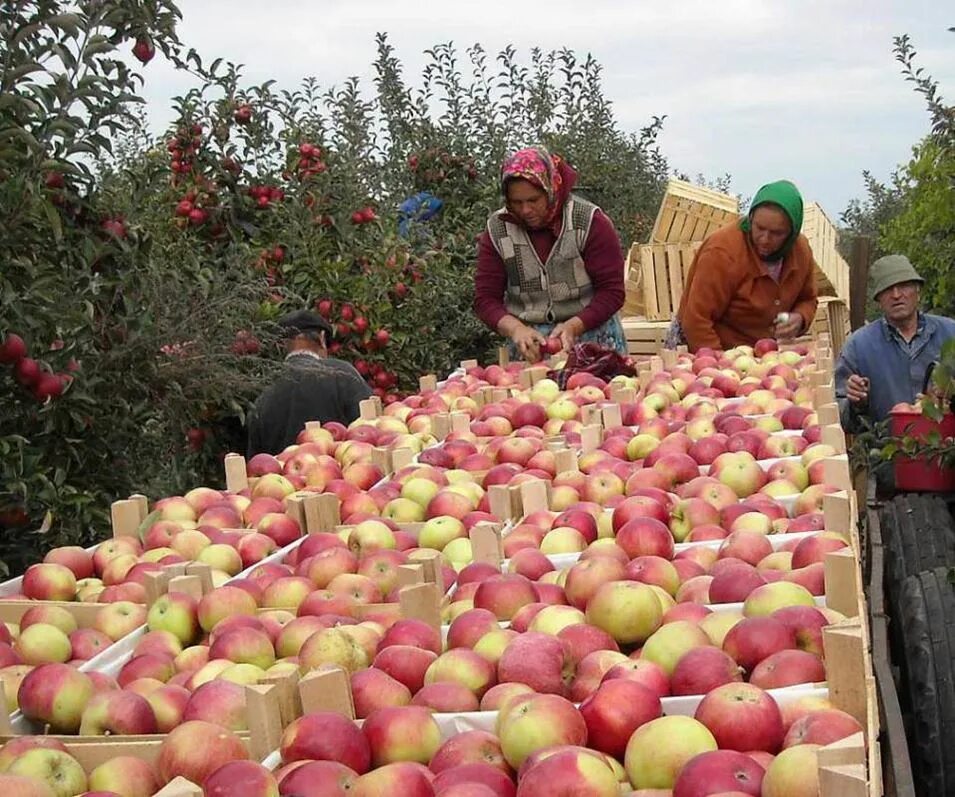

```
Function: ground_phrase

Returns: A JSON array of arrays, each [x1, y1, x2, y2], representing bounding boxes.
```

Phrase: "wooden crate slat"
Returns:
[[622, 244, 647, 317], [640, 246, 659, 318], [652, 247, 669, 319]]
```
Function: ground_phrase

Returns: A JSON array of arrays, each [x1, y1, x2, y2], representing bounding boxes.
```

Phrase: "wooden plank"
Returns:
[[154, 778, 203, 797], [0, 599, 111, 628], [111, 499, 141, 538], [823, 621, 869, 730], [244, 683, 284, 762], [652, 247, 669, 320], [470, 523, 504, 567], [824, 548, 862, 618], [399, 582, 443, 632], [298, 667, 355, 718], [223, 453, 248, 493], [849, 236, 872, 331], [303, 492, 340, 533], [640, 247, 659, 318]]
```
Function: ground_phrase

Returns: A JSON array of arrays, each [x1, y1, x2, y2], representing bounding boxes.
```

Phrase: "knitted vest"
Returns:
[[486, 195, 598, 325]]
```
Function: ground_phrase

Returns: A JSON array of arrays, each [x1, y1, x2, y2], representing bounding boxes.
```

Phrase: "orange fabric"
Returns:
[[677, 221, 818, 352]]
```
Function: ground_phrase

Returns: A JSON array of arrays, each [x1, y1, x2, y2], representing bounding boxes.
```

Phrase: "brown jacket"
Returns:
[[677, 222, 818, 351]]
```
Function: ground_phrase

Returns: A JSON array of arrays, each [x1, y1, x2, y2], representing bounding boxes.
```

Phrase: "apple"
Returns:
[[429, 729, 511, 776], [668, 497, 720, 542], [197, 585, 260, 633], [670, 646, 743, 696], [43, 546, 94, 580], [474, 574, 537, 621], [517, 747, 619, 796], [722, 616, 797, 672], [146, 591, 200, 646], [750, 649, 826, 689], [280, 711, 371, 772], [299, 627, 370, 674], [694, 681, 785, 752], [21, 563, 77, 601], [585, 581, 663, 646], [17, 662, 95, 733], [640, 620, 712, 676], [782, 707, 864, 748], [760, 743, 821, 797], [615, 517, 674, 560], [277, 760, 358, 797], [430, 761, 515, 795], [210, 626, 276, 670], [144, 683, 190, 733], [743, 582, 816, 617], [579, 679, 662, 759], [425, 648, 497, 698], [79, 689, 158, 736], [202, 760, 278, 797], [300, 546, 359, 589], [771, 605, 829, 657], [351, 668, 414, 718], [14, 623, 71, 665], [498, 632, 570, 695], [498, 693, 587, 769], [625, 715, 718, 790], [361, 705, 442, 767], [7, 749, 88, 797], [611, 495, 668, 531], [379, 618, 442, 655], [157, 719, 249, 785], [624, 556, 680, 597], [411, 681, 480, 712], [350, 761, 434, 797], [0, 738, 69, 774], [673, 749, 764, 797]]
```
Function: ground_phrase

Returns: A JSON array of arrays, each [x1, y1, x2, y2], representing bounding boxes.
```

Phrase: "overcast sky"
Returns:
[[139, 1, 954, 224]]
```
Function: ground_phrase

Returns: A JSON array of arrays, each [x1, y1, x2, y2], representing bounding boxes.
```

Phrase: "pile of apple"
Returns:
[[260, 684, 862, 796], [0, 719, 271, 797]]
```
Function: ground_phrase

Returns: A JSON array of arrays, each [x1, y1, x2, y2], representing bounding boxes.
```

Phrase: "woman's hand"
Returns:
[[551, 317, 585, 352], [773, 311, 803, 341], [511, 324, 547, 362]]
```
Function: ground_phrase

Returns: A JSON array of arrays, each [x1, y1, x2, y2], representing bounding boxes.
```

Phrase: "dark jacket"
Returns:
[[247, 352, 372, 456]]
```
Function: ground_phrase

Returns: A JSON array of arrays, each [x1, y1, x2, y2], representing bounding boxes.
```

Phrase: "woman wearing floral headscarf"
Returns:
[[473, 146, 627, 362]]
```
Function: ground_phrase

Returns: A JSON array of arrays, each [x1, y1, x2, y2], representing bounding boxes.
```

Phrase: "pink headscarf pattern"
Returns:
[[501, 146, 565, 228]]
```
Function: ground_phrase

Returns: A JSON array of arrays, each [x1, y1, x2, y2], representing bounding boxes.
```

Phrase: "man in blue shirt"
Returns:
[[835, 255, 955, 433]]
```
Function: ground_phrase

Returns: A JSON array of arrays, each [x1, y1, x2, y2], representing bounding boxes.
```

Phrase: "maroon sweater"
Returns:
[[473, 208, 625, 331]]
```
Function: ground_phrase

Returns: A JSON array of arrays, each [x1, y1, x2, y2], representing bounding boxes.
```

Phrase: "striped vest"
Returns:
[[486, 195, 598, 325]]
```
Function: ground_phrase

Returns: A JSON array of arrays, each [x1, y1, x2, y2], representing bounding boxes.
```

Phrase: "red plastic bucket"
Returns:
[[889, 410, 955, 492]]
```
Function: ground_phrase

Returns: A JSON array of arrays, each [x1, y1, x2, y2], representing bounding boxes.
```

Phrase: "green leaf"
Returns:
[[134, 509, 162, 543]]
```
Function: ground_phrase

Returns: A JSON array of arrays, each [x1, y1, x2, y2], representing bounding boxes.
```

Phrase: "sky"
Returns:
[[138, 0, 954, 225]]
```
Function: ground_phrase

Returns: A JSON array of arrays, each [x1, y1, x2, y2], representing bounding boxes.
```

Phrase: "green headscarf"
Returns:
[[739, 180, 804, 259]]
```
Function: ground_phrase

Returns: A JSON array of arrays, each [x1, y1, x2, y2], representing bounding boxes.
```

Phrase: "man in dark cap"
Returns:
[[835, 254, 955, 431], [247, 309, 373, 456]]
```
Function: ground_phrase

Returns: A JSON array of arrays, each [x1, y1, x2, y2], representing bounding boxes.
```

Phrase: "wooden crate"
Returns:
[[621, 318, 669, 356], [650, 179, 739, 245], [629, 242, 703, 321], [804, 202, 850, 306]]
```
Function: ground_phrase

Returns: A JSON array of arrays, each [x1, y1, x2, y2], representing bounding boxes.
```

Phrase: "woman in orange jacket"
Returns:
[[667, 180, 818, 352]]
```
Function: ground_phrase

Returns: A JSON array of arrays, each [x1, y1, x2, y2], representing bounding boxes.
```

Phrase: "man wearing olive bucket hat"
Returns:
[[834, 254, 955, 432]]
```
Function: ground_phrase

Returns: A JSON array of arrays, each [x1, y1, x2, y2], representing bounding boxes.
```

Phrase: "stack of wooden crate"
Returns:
[[621, 179, 852, 356]]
